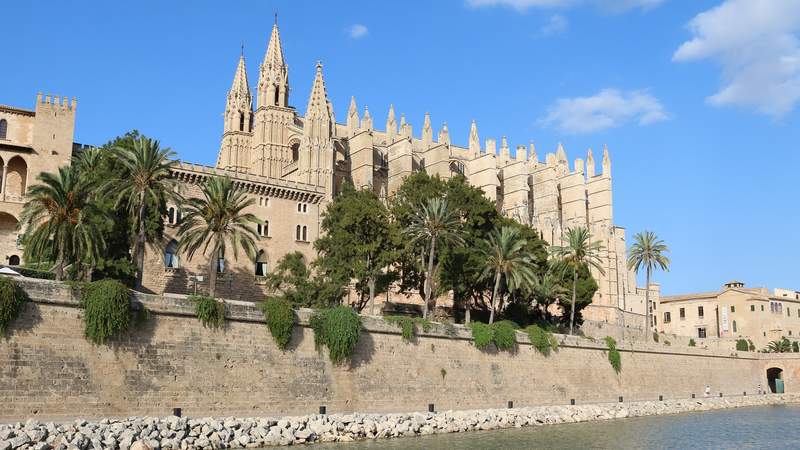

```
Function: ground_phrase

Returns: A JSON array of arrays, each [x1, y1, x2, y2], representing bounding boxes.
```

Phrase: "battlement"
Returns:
[[36, 92, 77, 111]]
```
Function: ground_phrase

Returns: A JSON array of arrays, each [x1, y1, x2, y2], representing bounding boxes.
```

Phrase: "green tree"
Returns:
[[550, 227, 605, 335], [627, 231, 671, 341], [767, 338, 792, 353], [404, 198, 463, 319], [315, 183, 399, 313], [479, 226, 537, 324], [177, 176, 260, 298], [264, 252, 345, 308], [18, 166, 106, 281], [528, 268, 567, 323], [108, 136, 177, 289]]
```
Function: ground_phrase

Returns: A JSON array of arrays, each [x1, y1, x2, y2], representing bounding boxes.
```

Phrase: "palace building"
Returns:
[[0, 21, 658, 327]]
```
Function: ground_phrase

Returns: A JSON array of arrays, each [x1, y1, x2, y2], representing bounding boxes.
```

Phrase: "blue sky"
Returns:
[[4, 1, 799, 294]]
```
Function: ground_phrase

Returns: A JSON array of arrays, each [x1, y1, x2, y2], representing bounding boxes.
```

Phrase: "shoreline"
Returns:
[[2, 394, 797, 449]]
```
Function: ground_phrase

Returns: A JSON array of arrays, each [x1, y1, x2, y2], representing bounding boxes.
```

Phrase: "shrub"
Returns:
[[793, 341, 799, 353], [7, 266, 54, 280], [192, 295, 225, 329], [0, 277, 27, 333], [384, 316, 433, 342], [652, 332, 659, 343], [260, 298, 295, 350], [688, 338, 696, 347], [604, 336, 621, 373], [82, 279, 131, 344], [310, 306, 362, 364], [736, 339, 749, 352], [469, 321, 519, 351], [748, 339, 756, 351], [525, 324, 559, 356]]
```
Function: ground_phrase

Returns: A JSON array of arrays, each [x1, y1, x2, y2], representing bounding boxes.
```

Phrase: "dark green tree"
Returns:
[[550, 227, 604, 335], [264, 252, 345, 309], [315, 183, 399, 313]]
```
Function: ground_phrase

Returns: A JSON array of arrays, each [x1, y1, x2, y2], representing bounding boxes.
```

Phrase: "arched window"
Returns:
[[164, 240, 179, 268], [291, 142, 300, 162], [733, 320, 737, 333], [0, 119, 7, 139], [296, 225, 302, 241], [8, 255, 20, 266], [257, 220, 269, 237], [239, 112, 245, 131], [167, 207, 175, 225], [302, 204, 307, 213], [255, 250, 268, 277], [274, 87, 280, 106], [216, 248, 225, 273], [302, 226, 307, 241]]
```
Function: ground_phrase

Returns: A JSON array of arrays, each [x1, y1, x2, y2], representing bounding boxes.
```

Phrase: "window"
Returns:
[[0, 119, 7, 139], [302, 225, 307, 241], [730, 306, 735, 313], [296, 225, 301, 241], [680, 308, 685, 319], [291, 143, 300, 162], [255, 251, 268, 277], [698, 306, 704, 319], [8, 255, 19, 266], [732, 320, 737, 333], [790, 331, 793, 336], [303, 204, 307, 213], [216, 249, 225, 273], [297, 203, 302, 212], [239, 112, 245, 132], [698, 327, 707, 338], [164, 240, 179, 268], [257, 220, 269, 237], [761, 305, 765, 312], [751, 305, 755, 312], [664, 312, 671, 324], [258, 197, 269, 207]]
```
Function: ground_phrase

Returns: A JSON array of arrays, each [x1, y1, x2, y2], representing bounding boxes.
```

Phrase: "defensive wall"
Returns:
[[1, 278, 798, 420]]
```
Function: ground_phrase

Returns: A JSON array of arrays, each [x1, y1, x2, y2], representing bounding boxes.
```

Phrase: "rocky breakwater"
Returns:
[[2, 394, 797, 449]]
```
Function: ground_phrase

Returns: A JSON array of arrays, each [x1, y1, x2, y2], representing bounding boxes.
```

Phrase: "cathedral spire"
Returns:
[[602, 144, 611, 177], [223, 53, 253, 134], [361, 106, 373, 130], [347, 96, 360, 134], [469, 120, 480, 155], [304, 61, 333, 139], [230, 53, 250, 96], [258, 21, 289, 108], [422, 112, 433, 148], [386, 104, 397, 142], [586, 148, 595, 177], [438, 122, 450, 146]]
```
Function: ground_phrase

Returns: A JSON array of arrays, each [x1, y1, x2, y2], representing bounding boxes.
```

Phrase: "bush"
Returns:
[[260, 298, 294, 350], [525, 324, 559, 356], [310, 306, 362, 364], [688, 338, 696, 347], [736, 339, 749, 352], [6, 266, 54, 280], [82, 279, 131, 344], [192, 295, 225, 329], [385, 316, 432, 342], [604, 336, 621, 373], [0, 277, 27, 333], [469, 321, 519, 351], [794, 341, 800, 353], [652, 332, 659, 343], [748, 339, 755, 351]]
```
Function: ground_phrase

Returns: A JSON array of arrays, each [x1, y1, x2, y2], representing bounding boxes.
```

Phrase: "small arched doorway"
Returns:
[[8, 255, 20, 266], [767, 367, 784, 393]]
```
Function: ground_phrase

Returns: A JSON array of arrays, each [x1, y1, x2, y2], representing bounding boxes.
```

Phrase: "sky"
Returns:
[[3, 0, 799, 295]]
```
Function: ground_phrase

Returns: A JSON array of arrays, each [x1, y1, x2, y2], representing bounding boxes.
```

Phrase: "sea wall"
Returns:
[[2, 278, 799, 421]]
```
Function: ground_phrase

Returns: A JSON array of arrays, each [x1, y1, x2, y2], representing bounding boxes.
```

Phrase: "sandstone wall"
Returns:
[[2, 279, 799, 421]]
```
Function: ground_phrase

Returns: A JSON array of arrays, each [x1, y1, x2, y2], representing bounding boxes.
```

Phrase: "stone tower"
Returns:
[[299, 62, 335, 196], [217, 52, 253, 172]]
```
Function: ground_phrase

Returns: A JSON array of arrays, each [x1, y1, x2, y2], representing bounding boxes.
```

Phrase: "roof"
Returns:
[[0, 104, 35, 116]]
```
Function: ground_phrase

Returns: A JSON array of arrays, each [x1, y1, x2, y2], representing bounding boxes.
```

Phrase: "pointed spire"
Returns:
[[361, 106, 373, 130], [264, 21, 285, 70], [556, 142, 567, 163], [602, 144, 611, 177], [586, 148, 595, 177], [529, 142, 538, 164], [304, 62, 333, 138], [438, 122, 450, 146], [230, 53, 251, 97], [258, 20, 289, 108], [386, 104, 397, 142], [501, 136, 510, 160], [574, 158, 584, 174], [516, 145, 526, 161], [422, 112, 433, 147], [399, 114, 411, 139], [224, 52, 253, 134], [347, 96, 360, 133], [469, 120, 480, 155]]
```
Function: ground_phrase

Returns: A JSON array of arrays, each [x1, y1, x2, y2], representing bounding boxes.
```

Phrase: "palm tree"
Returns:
[[177, 176, 260, 298], [405, 198, 463, 320], [530, 267, 567, 323], [479, 226, 537, 324], [109, 137, 177, 290], [550, 227, 605, 335], [18, 166, 106, 281], [767, 338, 792, 353], [627, 231, 670, 341]]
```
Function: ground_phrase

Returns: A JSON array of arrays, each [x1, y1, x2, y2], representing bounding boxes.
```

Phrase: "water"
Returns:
[[308, 405, 800, 449]]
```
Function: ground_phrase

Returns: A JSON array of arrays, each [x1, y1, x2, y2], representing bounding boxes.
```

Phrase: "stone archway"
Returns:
[[767, 367, 784, 393], [0, 212, 19, 265], [5, 156, 27, 199]]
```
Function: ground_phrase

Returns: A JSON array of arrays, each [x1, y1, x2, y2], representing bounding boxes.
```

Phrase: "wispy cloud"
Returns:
[[347, 24, 369, 39], [540, 14, 568, 36], [465, 0, 664, 12], [673, 0, 800, 118], [539, 89, 667, 134]]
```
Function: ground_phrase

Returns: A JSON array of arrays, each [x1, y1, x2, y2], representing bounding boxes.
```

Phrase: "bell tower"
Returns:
[[217, 51, 253, 172]]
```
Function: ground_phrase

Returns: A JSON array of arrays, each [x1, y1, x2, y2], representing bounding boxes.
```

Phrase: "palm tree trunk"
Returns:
[[423, 236, 437, 320], [489, 271, 502, 324], [134, 190, 147, 290], [569, 267, 578, 335], [54, 244, 65, 282], [645, 267, 651, 342], [208, 240, 219, 298]]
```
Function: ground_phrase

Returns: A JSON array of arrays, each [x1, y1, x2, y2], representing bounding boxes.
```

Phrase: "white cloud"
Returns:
[[539, 89, 667, 134], [465, 0, 663, 12], [347, 24, 369, 39], [541, 14, 568, 36], [673, 0, 800, 117]]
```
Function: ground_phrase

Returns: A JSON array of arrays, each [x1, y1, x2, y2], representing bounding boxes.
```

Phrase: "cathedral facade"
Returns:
[[1, 22, 657, 328]]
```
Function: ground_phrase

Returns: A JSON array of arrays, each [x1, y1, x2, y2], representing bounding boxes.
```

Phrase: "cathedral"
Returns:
[[0, 21, 658, 328]]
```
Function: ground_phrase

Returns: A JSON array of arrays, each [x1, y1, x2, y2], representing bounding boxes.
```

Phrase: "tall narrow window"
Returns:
[[698, 306, 704, 318], [167, 207, 175, 225], [291, 143, 300, 162], [296, 225, 301, 241], [164, 239, 179, 268], [255, 251, 268, 277], [216, 249, 225, 273], [679, 308, 685, 319], [0, 119, 7, 139], [732, 320, 737, 333], [302, 226, 307, 241], [274, 87, 280, 106], [239, 112, 245, 131]]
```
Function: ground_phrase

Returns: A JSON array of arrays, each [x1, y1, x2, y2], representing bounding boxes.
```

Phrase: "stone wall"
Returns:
[[2, 278, 799, 421]]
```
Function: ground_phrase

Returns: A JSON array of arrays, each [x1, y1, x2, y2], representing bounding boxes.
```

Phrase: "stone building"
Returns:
[[1, 22, 658, 326], [0, 94, 77, 268], [658, 281, 800, 348]]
